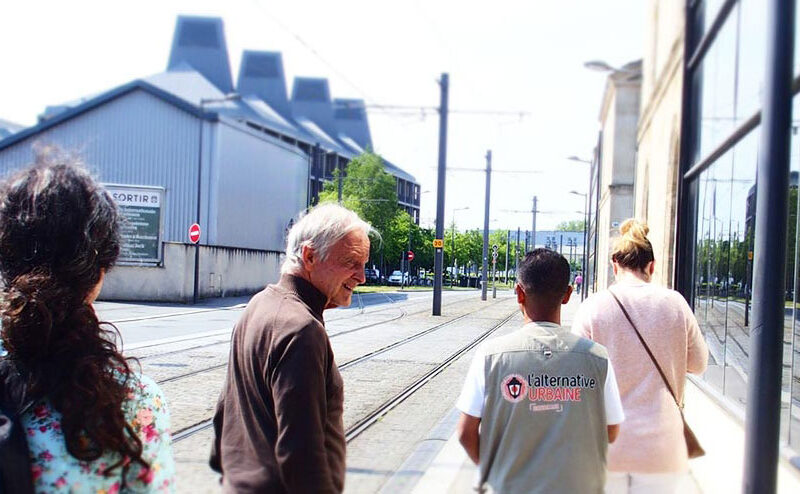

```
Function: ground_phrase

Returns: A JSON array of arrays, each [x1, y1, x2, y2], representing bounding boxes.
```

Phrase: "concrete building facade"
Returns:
[[593, 61, 642, 290], [630, 0, 800, 474], [634, 0, 686, 287]]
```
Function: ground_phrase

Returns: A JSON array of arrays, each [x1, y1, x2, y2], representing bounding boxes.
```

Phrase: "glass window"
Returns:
[[690, 118, 800, 447], [692, 127, 759, 413], [695, 5, 740, 164], [786, 95, 800, 450], [737, 0, 768, 122]]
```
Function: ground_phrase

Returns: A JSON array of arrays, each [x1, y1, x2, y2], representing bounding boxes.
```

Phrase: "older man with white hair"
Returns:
[[210, 203, 372, 494]]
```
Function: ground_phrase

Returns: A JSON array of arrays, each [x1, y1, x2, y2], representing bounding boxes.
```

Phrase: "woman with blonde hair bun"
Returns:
[[572, 219, 708, 494]]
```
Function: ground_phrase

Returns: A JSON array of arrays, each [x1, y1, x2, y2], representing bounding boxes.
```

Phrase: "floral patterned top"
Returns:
[[22, 373, 175, 493]]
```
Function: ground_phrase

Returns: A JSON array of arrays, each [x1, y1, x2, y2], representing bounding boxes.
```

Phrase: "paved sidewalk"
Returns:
[[405, 374, 800, 493], [392, 294, 800, 493]]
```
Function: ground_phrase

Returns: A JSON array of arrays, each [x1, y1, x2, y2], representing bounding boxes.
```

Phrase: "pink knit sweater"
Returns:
[[572, 279, 708, 473]]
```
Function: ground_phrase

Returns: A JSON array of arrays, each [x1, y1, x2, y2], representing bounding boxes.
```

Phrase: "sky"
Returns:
[[0, 0, 645, 231]]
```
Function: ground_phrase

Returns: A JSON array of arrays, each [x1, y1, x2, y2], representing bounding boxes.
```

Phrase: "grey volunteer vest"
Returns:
[[479, 322, 610, 494]]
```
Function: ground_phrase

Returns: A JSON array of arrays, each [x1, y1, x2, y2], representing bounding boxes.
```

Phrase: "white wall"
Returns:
[[100, 242, 281, 302]]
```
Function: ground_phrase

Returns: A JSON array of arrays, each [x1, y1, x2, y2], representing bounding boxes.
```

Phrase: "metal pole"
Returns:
[[481, 150, 492, 301], [525, 230, 529, 253], [505, 230, 510, 283], [492, 258, 497, 298], [337, 154, 343, 204], [433, 73, 449, 316], [532, 196, 538, 250], [515, 227, 521, 281], [193, 103, 205, 305], [582, 192, 589, 300], [451, 211, 456, 288], [744, 0, 795, 491]]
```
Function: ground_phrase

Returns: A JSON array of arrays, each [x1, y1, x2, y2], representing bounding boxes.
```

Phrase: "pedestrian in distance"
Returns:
[[210, 203, 372, 493], [0, 151, 175, 493], [456, 248, 624, 493], [572, 219, 708, 494], [575, 271, 584, 293]]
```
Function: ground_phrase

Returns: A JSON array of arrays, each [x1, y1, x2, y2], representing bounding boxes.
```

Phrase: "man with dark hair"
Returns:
[[456, 248, 624, 493]]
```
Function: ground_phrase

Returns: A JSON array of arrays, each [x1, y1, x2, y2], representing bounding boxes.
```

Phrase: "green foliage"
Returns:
[[556, 219, 585, 232], [319, 151, 398, 237]]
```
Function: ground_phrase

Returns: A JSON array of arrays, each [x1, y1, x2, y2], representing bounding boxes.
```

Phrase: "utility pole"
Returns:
[[481, 150, 492, 301], [531, 196, 538, 250], [524, 230, 529, 253], [515, 227, 521, 280], [504, 230, 510, 283], [432, 73, 449, 316]]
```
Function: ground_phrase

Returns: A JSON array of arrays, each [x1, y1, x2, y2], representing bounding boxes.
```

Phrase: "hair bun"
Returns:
[[619, 218, 649, 239]]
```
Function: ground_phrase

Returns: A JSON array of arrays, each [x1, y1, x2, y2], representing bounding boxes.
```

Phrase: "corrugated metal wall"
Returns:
[[0, 89, 309, 252], [211, 121, 308, 251], [0, 90, 201, 243]]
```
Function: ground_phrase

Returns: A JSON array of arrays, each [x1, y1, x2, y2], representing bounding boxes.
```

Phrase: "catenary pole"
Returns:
[[433, 73, 449, 316], [515, 227, 521, 281], [531, 196, 538, 250], [744, 0, 795, 492], [481, 150, 492, 301], [505, 230, 510, 283]]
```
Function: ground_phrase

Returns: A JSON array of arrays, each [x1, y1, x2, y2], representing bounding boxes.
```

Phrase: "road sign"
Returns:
[[407, 250, 415, 261], [433, 239, 444, 248], [492, 244, 498, 253], [189, 223, 201, 244]]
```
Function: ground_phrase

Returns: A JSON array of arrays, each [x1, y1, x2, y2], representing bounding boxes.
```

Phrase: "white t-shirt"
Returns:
[[456, 342, 625, 425]]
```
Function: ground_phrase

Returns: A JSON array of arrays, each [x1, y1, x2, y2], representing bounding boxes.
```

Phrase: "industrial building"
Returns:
[[0, 118, 22, 139], [0, 15, 419, 302]]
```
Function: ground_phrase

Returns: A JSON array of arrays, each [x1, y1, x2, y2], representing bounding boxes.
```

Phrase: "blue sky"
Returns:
[[0, 0, 645, 230]]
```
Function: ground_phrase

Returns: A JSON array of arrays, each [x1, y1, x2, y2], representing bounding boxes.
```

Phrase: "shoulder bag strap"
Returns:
[[608, 290, 683, 410]]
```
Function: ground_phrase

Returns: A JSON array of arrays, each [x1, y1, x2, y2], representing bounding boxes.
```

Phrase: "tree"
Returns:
[[556, 219, 585, 232], [319, 151, 398, 236], [318, 152, 400, 272]]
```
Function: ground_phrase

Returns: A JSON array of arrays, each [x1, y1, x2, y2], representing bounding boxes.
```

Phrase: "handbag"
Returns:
[[609, 291, 706, 459]]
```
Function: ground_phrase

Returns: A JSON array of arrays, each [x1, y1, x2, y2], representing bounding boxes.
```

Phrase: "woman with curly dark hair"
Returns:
[[0, 152, 174, 492]]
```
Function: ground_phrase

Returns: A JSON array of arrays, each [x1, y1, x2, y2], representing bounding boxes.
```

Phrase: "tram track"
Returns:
[[135, 292, 487, 363], [171, 297, 515, 443], [344, 310, 518, 443], [155, 296, 508, 386]]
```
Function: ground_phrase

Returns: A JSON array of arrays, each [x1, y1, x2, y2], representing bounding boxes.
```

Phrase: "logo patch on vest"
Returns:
[[501, 374, 527, 403]]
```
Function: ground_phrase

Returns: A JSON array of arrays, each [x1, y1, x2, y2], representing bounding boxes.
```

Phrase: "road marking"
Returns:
[[124, 328, 233, 351], [106, 304, 247, 324]]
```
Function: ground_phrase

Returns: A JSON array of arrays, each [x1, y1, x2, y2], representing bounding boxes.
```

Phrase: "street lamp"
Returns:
[[451, 206, 470, 287], [567, 156, 593, 165], [583, 60, 639, 74], [194, 93, 240, 304]]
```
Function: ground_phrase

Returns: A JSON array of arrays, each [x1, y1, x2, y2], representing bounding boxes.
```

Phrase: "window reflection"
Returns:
[[737, 0, 767, 122], [693, 129, 758, 407], [696, 6, 739, 163]]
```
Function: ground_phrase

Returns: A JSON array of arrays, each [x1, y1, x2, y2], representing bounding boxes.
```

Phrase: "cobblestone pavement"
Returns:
[[113, 289, 514, 493]]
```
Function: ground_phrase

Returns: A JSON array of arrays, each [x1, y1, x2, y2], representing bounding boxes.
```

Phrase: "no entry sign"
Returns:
[[407, 250, 415, 261], [189, 223, 201, 244]]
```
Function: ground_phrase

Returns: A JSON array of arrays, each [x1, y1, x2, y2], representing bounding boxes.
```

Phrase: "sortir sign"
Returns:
[[105, 184, 164, 264]]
